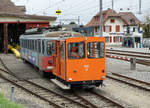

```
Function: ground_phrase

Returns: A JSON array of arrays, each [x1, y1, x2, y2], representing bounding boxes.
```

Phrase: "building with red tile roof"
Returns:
[[86, 9, 142, 46]]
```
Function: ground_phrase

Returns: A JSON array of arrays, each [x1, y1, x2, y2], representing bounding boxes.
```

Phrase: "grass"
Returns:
[[0, 93, 23, 108]]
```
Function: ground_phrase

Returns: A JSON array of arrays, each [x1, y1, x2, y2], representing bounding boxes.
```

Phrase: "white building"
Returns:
[[86, 9, 142, 46]]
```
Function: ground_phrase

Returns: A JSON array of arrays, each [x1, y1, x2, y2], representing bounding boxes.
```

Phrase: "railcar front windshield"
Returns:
[[68, 42, 85, 59], [87, 42, 104, 58]]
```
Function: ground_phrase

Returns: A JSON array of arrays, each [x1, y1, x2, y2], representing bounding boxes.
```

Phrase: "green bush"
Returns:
[[0, 93, 23, 108]]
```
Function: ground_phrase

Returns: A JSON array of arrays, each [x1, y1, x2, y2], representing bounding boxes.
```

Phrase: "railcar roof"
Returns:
[[45, 31, 82, 37], [20, 31, 83, 40]]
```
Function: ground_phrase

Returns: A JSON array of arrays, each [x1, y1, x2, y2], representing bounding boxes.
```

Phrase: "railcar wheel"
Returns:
[[95, 83, 100, 87], [42, 71, 55, 79], [70, 84, 82, 90], [42, 71, 48, 78], [23, 59, 27, 63]]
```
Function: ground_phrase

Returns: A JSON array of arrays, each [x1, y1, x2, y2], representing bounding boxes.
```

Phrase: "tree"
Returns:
[[69, 22, 76, 25], [143, 15, 150, 38]]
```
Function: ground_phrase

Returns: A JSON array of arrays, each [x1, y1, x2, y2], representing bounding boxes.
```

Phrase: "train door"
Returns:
[[59, 40, 66, 80], [52, 40, 59, 76]]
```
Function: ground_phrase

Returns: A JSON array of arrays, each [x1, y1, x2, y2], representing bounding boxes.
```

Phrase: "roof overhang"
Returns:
[[0, 13, 57, 24]]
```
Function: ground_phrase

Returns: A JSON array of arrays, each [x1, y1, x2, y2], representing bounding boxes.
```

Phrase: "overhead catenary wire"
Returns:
[[56, 1, 113, 24], [15, 0, 150, 24]]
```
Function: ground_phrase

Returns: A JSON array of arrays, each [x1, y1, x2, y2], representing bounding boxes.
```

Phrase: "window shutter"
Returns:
[[116, 25, 120, 32], [110, 36, 112, 43], [120, 37, 122, 42], [110, 26, 112, 32], [118, 26, 120, 32], [114, 36, 116, 42]]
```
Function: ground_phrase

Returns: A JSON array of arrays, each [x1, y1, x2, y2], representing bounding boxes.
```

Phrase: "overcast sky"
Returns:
[[12, 0, 150, 25]]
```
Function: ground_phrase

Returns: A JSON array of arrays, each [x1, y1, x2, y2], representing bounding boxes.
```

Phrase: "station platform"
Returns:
[[106, 57, 150, 83]]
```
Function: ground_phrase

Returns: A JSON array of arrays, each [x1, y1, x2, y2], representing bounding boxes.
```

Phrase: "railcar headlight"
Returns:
[[68, 78, 72, 81], [102, 76, 105, 79], [47, 66, 53, 70]]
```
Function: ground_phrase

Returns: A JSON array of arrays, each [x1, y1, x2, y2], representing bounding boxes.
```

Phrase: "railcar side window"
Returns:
[[29, 40, 31, 50], [27, 40, 29, 49], [38, 40, 41, 53], [60, 42, 64, 59], [35, 40, 37, 52], [47, 41, 52, 56], [68, 42, 85, 59], [52, 41, 57, 57], [32, 40, 34, 51], [42, 40, 45, 54], [87, 42, 104, 58]]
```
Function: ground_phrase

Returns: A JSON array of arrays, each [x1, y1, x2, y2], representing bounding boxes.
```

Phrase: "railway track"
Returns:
[[73, 90, 124, 108], [0, 55, 127, 108], [107, 49, 150, 55], [107, 49, 150, 58], [107, 73, 150, 92], [106, 50, 150, 59], [106, 49, 150, 66], [0, 57, 102, 108]]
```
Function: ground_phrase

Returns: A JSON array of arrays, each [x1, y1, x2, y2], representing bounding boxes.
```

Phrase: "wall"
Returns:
[[95, 17, 125, 45]]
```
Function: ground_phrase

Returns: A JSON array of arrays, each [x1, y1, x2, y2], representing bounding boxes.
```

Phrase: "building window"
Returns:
[[110, 19, 115, 23], [105, 37, 109, 43], [105, 26, 110, 32], [116, 36, 120, 43], [105, 26, 112, 32], [130, 19, 135, 24], [95, 27, 99, 33], [127, 27, 130, 33], [116, 25, 120, 32], [133, 27, 135, 32]]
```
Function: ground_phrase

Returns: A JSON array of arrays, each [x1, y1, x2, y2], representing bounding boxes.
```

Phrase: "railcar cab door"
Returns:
[[52, 40, 59, 77], [59, 40, 66, 80], [52, 40, 66, 80]]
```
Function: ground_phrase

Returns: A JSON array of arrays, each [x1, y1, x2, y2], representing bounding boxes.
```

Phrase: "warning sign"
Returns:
[[56, 9, 61, 15]]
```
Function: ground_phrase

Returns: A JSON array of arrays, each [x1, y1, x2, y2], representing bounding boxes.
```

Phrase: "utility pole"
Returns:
[[112, 0, 114, 10], [139, 0, 142, 14], [99, 0, 103, 37], [78, 16, 80, 25]]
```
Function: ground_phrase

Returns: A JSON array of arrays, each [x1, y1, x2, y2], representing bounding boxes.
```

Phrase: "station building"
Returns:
[[0, 0, 56, 53], [86, 9, 142, 47]]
